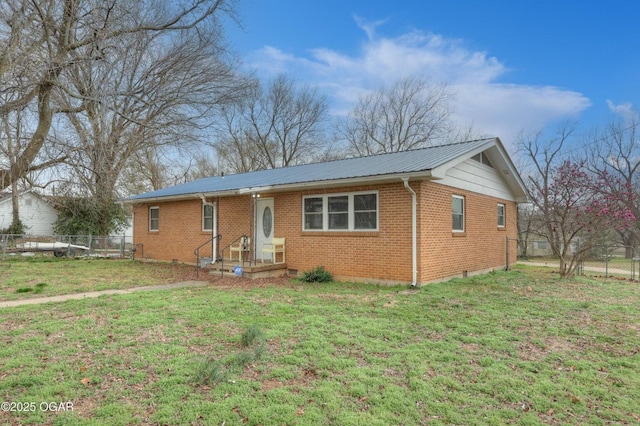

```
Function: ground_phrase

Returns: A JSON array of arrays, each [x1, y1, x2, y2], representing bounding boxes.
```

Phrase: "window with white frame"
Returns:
[[202, 204, 215, 231], [328, 195, 348, 229], [304, 197, 323, 230], [452, 195, 465, 232], [354, 193, 377, 229], [497, 203, 505, 227], [149, 206, 159, 231], [303, 191, 378, 231]]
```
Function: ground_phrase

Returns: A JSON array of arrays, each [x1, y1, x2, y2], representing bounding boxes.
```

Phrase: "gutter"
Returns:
[[402, 178, 418, 287], [123, 190, 243, 204], [124, 171, 437, 204]]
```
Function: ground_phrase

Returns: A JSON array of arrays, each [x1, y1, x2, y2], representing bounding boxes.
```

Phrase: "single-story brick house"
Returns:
[[126, 138, 527, 285]]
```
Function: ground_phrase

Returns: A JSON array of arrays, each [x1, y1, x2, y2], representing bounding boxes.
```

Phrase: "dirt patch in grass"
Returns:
[[516, 338, 581, 362], [203, 275, 294, 291]]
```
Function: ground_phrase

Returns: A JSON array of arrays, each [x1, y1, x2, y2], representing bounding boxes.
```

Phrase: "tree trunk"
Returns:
[[10, 179, 21, 235]]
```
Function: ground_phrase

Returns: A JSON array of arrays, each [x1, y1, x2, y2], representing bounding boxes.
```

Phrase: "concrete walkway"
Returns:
[[0, 281, 209, 309]]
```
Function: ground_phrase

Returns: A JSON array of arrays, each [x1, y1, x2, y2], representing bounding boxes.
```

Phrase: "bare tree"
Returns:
[[215, 74, 329, 172], [586, 111, 640, 256], [120, 147, 166, 194], [215, 84, 270, 173], [121, 144, 219, 194], [0, 109, 29, 233], [518, 125, 574, 251], [339, 75, 455, 156], [54, 19, 241, 234], [0, 0, 235, 191], [516, 203, 536, 258]]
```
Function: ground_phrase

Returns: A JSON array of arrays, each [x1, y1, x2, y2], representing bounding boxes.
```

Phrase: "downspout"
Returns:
[[199, 195, 216, 261], [402, 178, 418, 287]]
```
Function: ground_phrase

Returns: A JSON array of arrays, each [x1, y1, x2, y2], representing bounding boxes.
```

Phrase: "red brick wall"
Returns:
[[132, 195, 252, 263], [217, 195, 252, 251], [275, 183, 414, 283], [418, 181, 517, 282], [132, 199, 209, 262], [132, 180, 518, 283]]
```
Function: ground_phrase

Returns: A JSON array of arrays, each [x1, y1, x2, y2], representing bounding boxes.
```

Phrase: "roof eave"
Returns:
[[124, 189, 243, 204], [124, 171, 435, 203], [259, 171, 435, 193]]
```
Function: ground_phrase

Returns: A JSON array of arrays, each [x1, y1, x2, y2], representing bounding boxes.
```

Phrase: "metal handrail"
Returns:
[[195, 234, 222, 277], [195, 234, 252, 278]]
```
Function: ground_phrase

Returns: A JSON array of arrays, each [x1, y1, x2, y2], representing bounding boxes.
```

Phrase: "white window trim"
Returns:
[[452, 195, 465, 232], [149, 206, 159, 231], [302, 190, 379, 232], [202, 203, 216, 232], [497, 203, 506, 228]]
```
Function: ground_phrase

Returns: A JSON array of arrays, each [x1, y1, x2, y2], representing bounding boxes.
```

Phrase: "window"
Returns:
[[203, 204, 214, 231], [328, 196, 348, 229], [497, 204, 505, 227], [452, 195, 464, 232], [471, 152, 494, 168], [354, 193, 377, 230], [304, 197, 323, 230], [149, 207, 159, 231], [303, 191, 378, 231]]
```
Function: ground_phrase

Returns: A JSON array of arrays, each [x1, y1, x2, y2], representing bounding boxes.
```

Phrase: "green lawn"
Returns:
[[0, 257, 198, 302], [1, 260, 639, 425]]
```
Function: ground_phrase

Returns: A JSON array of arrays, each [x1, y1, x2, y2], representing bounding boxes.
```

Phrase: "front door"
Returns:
[[256, 198, 274, 261]]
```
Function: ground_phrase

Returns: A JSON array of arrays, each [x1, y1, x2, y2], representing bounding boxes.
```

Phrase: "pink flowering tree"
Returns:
[[528, 160, 636, 278]]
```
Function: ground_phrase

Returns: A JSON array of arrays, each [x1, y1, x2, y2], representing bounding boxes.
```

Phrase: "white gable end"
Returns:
[[440, 158, 516, 201], [0, 192, 58, 235]]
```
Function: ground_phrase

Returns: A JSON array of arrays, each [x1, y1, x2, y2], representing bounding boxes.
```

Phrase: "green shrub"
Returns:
[[1, 217, 25, 235], [195, 355, 230, 385], [195, 325, 267, 386], [240, 324, 265, 348], [299, 265, 333, 283]]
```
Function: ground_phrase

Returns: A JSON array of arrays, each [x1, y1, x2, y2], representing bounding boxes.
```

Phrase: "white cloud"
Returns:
[[454, 83, 591, 140], [607, 100, 636, 121], [244, 19, 592, 146]]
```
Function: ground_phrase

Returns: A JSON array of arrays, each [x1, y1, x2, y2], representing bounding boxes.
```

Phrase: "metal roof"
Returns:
[[127, 138, 499, 201]]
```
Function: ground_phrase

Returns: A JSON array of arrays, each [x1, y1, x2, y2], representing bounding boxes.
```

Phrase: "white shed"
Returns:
[[0, 191, 58, 235]]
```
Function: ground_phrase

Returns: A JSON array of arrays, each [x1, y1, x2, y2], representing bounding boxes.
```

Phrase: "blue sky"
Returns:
[[225, 0, 639, 150]]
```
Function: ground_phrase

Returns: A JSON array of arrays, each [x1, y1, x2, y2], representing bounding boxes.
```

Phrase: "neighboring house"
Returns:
[[0, 190, 58, 235], [126, 138, 528, 285]]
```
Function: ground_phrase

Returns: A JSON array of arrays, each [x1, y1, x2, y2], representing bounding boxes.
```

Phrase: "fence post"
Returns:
[[0, 234, 6, 261], [633, 247, 636, 281], [576, 239, 582, 276], [605, 244, 609, 278]]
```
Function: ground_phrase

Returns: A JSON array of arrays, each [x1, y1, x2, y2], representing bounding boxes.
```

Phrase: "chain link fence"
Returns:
[[0, 234, 134, 261], [513, 238, 640, 280]]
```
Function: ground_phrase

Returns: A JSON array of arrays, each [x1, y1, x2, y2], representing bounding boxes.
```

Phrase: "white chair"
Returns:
[[261, 237, 285, 264], [229, 236, 250, 262]]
